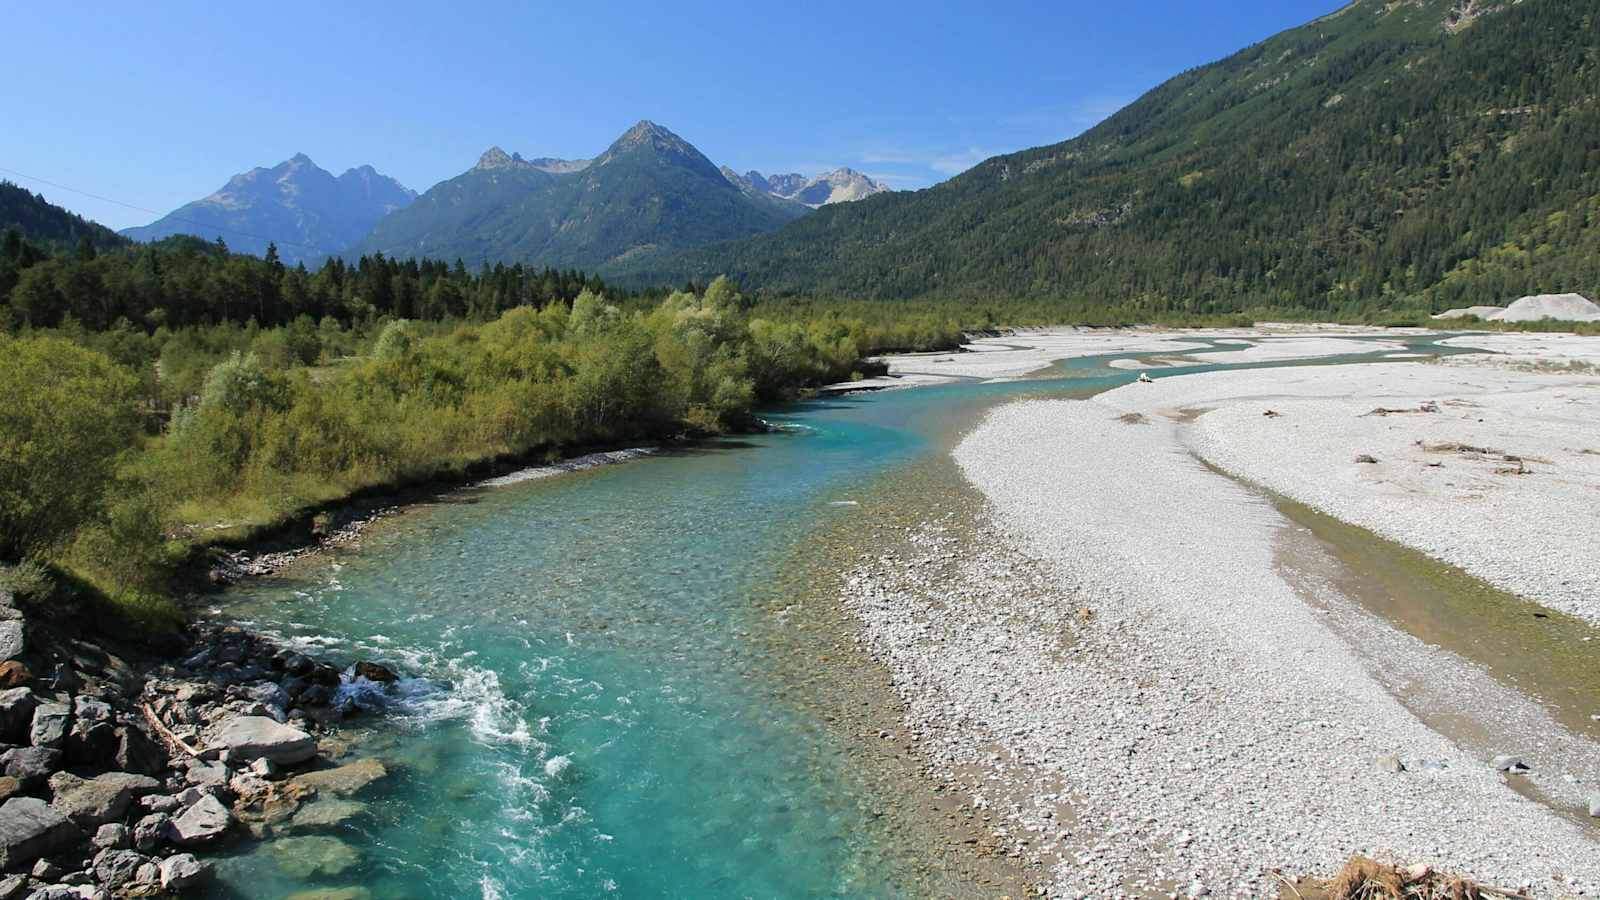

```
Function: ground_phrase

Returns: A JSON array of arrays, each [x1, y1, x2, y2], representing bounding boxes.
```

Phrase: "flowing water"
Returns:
[[205, 336, 1458, 899]]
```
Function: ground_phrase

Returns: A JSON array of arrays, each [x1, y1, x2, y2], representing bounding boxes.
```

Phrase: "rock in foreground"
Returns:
[[210, 716, 317, 765]]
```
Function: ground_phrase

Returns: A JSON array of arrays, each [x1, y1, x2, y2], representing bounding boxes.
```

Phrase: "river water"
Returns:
[[207, 336, 1459, 899]]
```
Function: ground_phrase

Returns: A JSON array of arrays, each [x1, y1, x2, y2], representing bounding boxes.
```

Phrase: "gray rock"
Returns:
[[0, 747, 61, 788], [136, 794, 179, 814], [91, 823, 129, 850], [64, 718, 116, 768], [134, 861, 160, 886], [91, 849, 150, 891], [31, 858, 62, 880], [1376, 754, 1405, 773], [0, 621, 23, 663], [245, 683, 289, 708], [27, 884, 105, 899], [1491, 753, 1527, 772], [48, 772, 135, 827], [28, 703, 69, 750], [0, 873, 26, 900], [166, 795, 231, 846], [182, 762, 228, 791], [157, 852, 210, 890], [1588, 793, 1600, 818], [131, 813, 169, 852], [110, 727, 167, 777], [208, 717, 316, 766], [0, 690, 36, 744], [68, 698, 109, 726], [89, 772, 160, 799], [248, 758, 278, 779], [0, 797, 82, 870]]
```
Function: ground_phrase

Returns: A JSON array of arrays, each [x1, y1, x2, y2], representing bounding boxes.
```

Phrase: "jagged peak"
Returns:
[[475, 146, 518, 170], [597, 120, 707, 168]]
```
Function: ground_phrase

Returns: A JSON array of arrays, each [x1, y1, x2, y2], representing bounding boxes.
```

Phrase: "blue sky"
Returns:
[[5, 0, 1341, 230]]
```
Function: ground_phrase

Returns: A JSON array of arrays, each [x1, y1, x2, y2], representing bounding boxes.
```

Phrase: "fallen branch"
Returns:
[[142, 701, 204, 760]]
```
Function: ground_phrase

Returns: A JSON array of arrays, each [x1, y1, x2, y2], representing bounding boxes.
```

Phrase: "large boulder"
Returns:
[[48, 772, 134, 827], [0, 747, 61, 789], [166, 795, 232, 847], [209, 717, 316, 766], [0, 797, 81, 871], [0, 690, 36, 744]]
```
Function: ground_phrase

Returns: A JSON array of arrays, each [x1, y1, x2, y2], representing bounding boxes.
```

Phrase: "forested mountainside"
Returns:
[[1, 181, 129, 255], [613, 0, 1600, 317], [351, 122, 808, 270]]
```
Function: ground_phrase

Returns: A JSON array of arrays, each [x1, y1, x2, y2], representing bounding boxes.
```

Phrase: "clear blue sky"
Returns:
[[4, 0, 1341, 230]]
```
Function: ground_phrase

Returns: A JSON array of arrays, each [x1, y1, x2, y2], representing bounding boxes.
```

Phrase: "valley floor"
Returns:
[[842, 328, 1600, 898]]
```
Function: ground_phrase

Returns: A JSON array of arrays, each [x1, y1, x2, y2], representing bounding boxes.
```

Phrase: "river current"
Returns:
[[208, 336, 1454, 899]]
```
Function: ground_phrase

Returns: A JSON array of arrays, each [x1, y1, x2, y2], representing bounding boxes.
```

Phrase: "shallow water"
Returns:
[[208, 335, 1457, 899]]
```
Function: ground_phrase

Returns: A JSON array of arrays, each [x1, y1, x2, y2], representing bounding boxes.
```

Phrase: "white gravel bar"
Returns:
[[828, 325, 1425, 391], [1096, 361, 1600, 623], [913, 395, 1600, 897]]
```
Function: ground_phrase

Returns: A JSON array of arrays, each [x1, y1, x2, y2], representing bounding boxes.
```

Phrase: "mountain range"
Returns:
[[349, 121, 824, 270], [14, 0, 1598, 316], [612, 0, 1600, 314], [720, 167, 890, 207], [121, 155, 416, 264]]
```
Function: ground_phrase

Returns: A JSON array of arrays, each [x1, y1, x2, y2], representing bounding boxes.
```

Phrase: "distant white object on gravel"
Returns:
[[1488, 293, 1600, 323], [1432, 306, 1505, 320]]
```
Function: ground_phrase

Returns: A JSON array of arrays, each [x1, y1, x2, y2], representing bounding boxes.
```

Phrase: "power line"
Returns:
[[0, 164, 325, 253]]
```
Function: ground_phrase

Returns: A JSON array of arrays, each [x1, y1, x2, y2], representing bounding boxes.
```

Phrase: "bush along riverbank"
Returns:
[[0, 586, 402, 896], [1, 276, 912, 630]]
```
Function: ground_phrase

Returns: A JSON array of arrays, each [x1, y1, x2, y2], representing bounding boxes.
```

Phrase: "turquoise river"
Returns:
[[206, 337, 1459, 899]]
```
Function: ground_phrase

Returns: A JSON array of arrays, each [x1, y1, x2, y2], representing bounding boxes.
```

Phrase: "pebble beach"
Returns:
[[841, 328, 1600, 898]]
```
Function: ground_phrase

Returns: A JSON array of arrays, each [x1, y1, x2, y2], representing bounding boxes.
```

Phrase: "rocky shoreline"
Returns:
[[0, 591, 400, 899]]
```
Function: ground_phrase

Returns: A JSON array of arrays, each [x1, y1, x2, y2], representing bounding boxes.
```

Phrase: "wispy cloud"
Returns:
[[929, 146, 998, 176]]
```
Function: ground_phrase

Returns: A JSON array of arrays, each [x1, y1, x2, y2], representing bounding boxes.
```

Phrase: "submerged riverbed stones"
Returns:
[[267, 834, 362, 878], [288, 759, 387, 798], [209, 717, 316, 765], [288, 799, 366, 833], [0, 797, 81, 870]]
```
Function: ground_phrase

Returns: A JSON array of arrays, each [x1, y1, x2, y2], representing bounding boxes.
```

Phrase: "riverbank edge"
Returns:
[[0, 587, 401, 895]]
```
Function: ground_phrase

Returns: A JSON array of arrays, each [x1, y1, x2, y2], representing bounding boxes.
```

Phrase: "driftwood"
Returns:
[[141, 701, 204, 760]]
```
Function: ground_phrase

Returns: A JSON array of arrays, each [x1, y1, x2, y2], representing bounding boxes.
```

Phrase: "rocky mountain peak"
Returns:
[[597, 120, 706, 169], [475, 147, 517, 170]]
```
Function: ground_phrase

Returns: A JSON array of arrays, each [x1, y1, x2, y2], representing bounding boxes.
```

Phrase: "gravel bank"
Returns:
[[1095, 362, 1600, 623], [846, 396, 1600, 897]]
